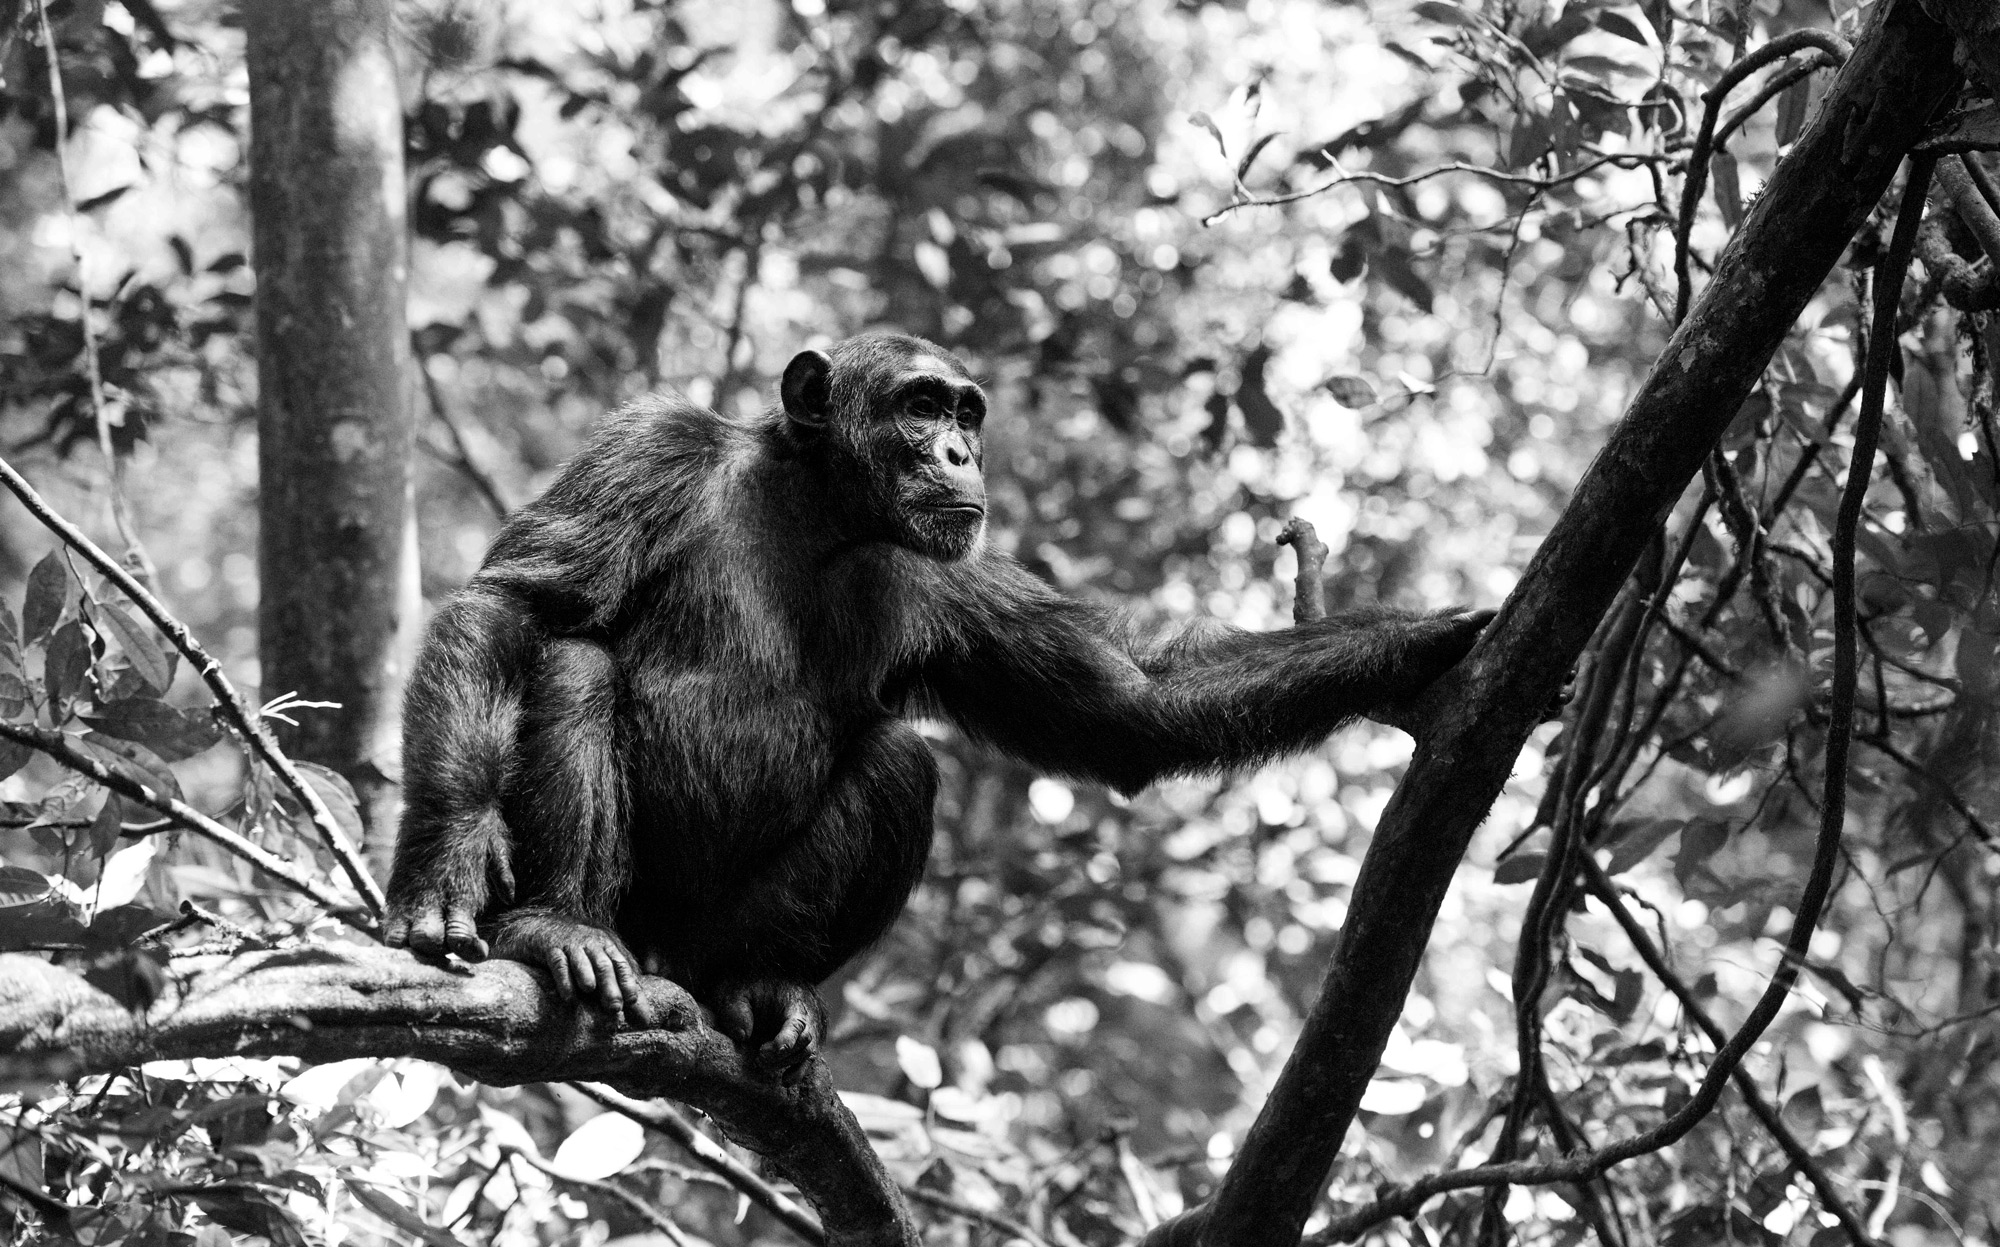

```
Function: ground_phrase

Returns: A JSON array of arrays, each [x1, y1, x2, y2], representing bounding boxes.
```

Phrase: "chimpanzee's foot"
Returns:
[[711, 979, 824, 1079], [493, 914, 651, 1027]]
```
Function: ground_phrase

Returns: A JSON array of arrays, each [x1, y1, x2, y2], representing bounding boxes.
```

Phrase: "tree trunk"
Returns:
[[245, 0, 420, 881]]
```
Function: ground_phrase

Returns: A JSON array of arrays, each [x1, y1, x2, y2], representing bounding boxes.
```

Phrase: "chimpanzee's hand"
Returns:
[[385, 882, 496, 963], [711, 979, 825, 1082], [1412, 607, 1496, 673], [384, 817, 514, 963], [493, 915, 651, 1027], [1366, 608, 1496, 733]]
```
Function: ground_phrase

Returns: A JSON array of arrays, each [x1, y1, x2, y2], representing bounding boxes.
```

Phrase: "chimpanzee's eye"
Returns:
[[910, 393, 942, 417]]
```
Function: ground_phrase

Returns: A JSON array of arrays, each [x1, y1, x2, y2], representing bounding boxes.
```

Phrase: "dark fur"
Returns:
[[385, 332, 1487, 1066]]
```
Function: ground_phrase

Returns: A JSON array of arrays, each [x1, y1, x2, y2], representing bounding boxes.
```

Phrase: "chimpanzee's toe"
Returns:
[[711, 980, 823, 1079]]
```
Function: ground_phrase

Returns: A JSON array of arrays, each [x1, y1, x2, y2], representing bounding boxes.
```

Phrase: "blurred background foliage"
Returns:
[[0, 0, 1994, 1243]]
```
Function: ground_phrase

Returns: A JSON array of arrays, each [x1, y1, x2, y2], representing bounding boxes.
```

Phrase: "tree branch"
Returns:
[[0, 721, 359, 921], [0, 946, 917, 1247], [0, 454, 386, 917]]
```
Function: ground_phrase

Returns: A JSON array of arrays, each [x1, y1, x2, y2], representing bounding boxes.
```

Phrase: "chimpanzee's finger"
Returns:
[[443, 906, 488, 961], [761, 1015, 812, 1072], [608, 955, 647, 1026], [567, 946, 599, 997], [407, 905, 448, 957], [586, 946, 623, 1014], [545, 950, 575, 999]]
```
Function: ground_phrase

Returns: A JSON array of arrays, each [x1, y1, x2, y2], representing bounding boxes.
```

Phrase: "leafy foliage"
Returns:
[[0, 0, 1992, 1243]]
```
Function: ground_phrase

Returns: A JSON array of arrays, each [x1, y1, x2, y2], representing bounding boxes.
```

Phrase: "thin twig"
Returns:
[[1712, 53, 1839, 151], [905, 1184, 1054, 1247], [1937, 157, 2000, 269], [507, 1149, 689, 1247], [1203, 153, 1666, 226], [418, 357, 511, 518], [1675, 31, 1853, 323], [0, 454, 386, 915], [33, 0, 155, 587], [0, 721, 358, 921], [1579, 856, 1876, 1247], [1855, 733, 2000, 850], [570, 1083, 825, 1244]]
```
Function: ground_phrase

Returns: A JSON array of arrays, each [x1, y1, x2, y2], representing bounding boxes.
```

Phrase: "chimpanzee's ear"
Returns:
[[781, 350, 832, 428]]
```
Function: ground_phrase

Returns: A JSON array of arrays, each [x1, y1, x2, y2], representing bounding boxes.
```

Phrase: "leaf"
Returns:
[[1329, 237, 1367, 283], [1372, 247, 1435, 312], [92, 604, 174, 695], [1235, 132, 1280, 183], [86, 794, 122, 857], [188, 1187, 309, 1247], [81, 946, 168, 1011], [1780, 1086, 1824, 1135], [1234, 345, 1286, 448], [0, 1122, 42, 1212], [1413, 1, 1479, 26], [343, 1181, 468, 1247], [44, 620, 95, 714], [1323, 375, 1378, 408], [1776, 74, 1813, 146], [1602, 816, 1682, 875], [1187, 111, 1226, 157], [0, 673, 30, 719], [1504, 109, 1551, 171], [86, 902, 174, 948], [83, 699, 223, 762], [1493, 852, 1546, 884], [550, 1111, 646, 1181], [896, 1035, 944, 1090], [0, 902, 88, 950], [0, 606, 20, 675], [0, 865, 53, 908], [1594, 10, 1650, 43], [912, 240, 951, 291], [290, 762, 365, 849], [80, 733, 183, 803], [0, 736, 31, 784], [1673, 817, 1730, 888], [1563, 54, 1650, 83], [92, 839, 158, 909], [22, 552, 73, 643], [75, 185, 133, 213], [1708, 151, 1743, 231]]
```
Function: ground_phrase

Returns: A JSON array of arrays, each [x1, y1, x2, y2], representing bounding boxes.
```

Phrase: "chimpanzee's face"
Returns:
[[781, 335, 988, 562]]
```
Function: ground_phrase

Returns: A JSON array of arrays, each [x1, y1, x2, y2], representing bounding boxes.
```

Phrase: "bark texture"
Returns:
[[0, 948, 916, 1247], [246, 0, 422, 877], [1150, 2, 1963, 1244]]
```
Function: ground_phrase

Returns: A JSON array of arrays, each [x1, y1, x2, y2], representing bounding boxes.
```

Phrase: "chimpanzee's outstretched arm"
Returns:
[[921, 556, 1487, 795], [385, 585, 533, 960]]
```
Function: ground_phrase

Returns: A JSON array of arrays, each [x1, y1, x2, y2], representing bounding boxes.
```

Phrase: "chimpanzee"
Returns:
[[384, 331, 1490, 1071]]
